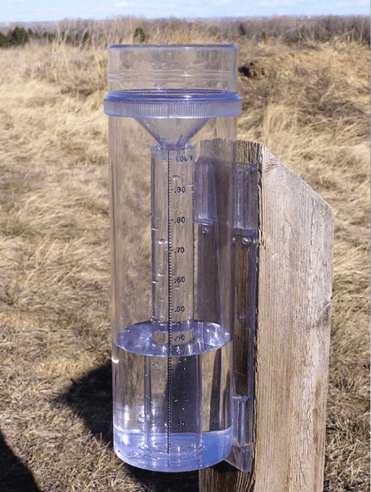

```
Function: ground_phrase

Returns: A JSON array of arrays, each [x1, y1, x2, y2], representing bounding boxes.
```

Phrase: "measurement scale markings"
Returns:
[[167, 149, 194, 454], [167, 150, 173, 454]]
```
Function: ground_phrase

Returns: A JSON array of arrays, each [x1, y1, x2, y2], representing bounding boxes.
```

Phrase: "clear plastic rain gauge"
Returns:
[[104, 45, 258, 473]]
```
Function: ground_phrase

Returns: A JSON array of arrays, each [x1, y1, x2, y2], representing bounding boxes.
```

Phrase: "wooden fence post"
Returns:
[[199, 142, 334, 492]]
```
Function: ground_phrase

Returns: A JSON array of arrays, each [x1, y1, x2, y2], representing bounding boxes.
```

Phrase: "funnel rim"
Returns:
[[108, 44, 238, 51], [104, 89, 241, 119]]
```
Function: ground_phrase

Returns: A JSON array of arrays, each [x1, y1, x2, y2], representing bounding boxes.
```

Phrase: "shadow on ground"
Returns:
[[0, 431, 41, 492], [56, 362, 199, 491]]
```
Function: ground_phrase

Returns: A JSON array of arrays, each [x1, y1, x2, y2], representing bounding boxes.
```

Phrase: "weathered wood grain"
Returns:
[[199, 142, 334, 492]]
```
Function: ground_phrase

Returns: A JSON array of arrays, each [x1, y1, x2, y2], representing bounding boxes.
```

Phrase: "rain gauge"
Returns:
[[104, 45, 257, 473]]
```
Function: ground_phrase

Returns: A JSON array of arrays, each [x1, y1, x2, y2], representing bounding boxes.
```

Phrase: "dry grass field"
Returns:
[[0, 16, 369, 492]]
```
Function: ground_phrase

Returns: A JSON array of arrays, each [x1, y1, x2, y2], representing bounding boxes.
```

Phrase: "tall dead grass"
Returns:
[[0, 20, 369, 492], [1, 15, 370, 47]]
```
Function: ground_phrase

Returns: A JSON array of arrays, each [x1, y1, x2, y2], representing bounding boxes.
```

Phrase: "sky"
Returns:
[[1, 0, 370, 24]]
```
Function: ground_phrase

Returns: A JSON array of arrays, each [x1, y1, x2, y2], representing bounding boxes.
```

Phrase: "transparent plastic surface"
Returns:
[[105, 45, 241, 472], [225, 161, 258, 473], [106, 44, 239, 93], [113, 321, 232, 471]]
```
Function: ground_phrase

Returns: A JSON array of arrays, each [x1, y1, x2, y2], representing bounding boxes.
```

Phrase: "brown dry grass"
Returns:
[[0, 18, 369, 492]]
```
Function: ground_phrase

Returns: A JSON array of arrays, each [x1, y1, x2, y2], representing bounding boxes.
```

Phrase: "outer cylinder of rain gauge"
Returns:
[[104, 45, 241, 472]]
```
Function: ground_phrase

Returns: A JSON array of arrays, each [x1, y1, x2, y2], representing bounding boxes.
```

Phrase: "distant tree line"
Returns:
[[0, 26, 30, 47], [0, 26, 91, 48]]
